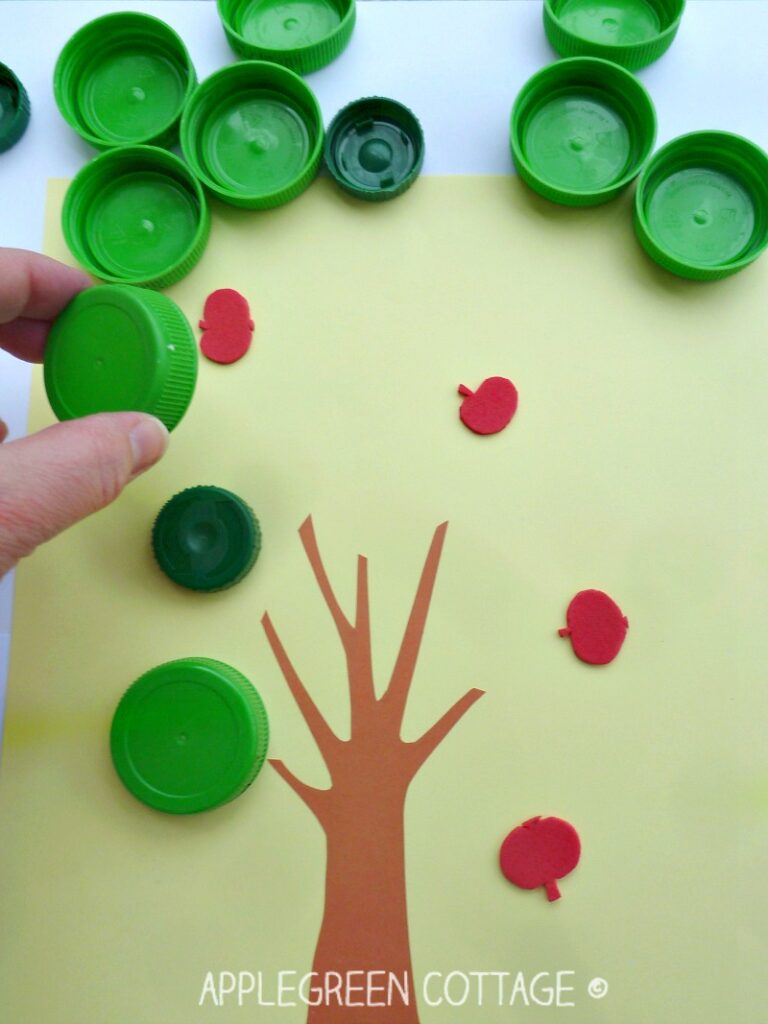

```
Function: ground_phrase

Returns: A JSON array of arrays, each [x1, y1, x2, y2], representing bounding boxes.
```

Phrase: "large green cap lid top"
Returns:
[[325, 97, 424, 202], [44, 284, 197, 432], [218, 0, 356, 75], [543, 0, 685, 70], [0, 63, 31, 153], [153, 486, 262, 592], [180, 61, 324, 210], [634, 131, 768, 282], [53, 12, 196, 149], [510, 57, 656, 207], [110, 658, 270, 814], [63, 146, 210, 290]]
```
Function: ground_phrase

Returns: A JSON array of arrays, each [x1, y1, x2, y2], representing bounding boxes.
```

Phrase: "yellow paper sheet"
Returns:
[[1, 176, 767, 1022]]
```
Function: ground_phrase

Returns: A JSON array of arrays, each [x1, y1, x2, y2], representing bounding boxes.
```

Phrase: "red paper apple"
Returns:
[[199, 288, 254, 365], [499, 816, 581, 902], [559, 589, 628, 665], [458, 377, 518, 435]]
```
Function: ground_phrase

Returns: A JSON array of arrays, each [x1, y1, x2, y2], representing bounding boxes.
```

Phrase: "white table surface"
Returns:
[[1, 0, 767, 737]]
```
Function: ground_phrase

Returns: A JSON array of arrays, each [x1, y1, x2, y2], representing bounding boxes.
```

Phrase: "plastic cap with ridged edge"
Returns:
[[53, 11, 196, 150], [634, 131, 768, 282], [44, 284, 197, 432], [180, 61, 323, 210], [510, 57, 656, 208], [325, 96, 424, 202], [0, 63, 31, 154], [543, 0, 685, 70], [110, 657, 270, 814], [152, 486, 261, 592], [62, 146, 210, 290], [217, 0, 355, 74]]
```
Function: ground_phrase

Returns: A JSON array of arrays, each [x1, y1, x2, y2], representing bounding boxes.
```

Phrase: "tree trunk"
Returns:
[[263, 520, 483, 1024], [307, 788, 419, 1024]]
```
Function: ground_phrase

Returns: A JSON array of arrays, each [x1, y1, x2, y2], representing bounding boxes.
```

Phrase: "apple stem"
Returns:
[[558, 627, 571, 638], [458, 384, 473, 397], [545, 879, 561, 902]]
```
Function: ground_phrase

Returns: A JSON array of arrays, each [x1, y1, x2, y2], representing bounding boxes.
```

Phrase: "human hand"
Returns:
[[0, 249, 169, 578]]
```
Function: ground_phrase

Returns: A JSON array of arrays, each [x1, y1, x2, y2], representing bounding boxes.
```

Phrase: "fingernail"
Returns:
[[129, 416, 170, 475]]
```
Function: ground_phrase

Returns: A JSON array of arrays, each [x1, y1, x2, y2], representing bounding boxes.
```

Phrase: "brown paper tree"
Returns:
[[262, 517, 484, 1023]]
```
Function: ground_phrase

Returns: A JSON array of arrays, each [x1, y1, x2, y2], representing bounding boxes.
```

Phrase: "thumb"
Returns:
[[0, 412, 169, 577]]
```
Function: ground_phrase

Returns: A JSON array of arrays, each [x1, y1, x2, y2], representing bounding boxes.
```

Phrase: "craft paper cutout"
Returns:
[[457, 377, 518, 435], [559, 589, 629, 665], [499, 816, 581, 902], [263, 518, 484, 1023], [199, 288, 254, 364]]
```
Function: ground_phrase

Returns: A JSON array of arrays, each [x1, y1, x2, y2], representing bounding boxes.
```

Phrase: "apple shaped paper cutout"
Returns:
[[458, 377, 518, 435], [199, 288, 254, 365], [499, 816, 581, 902], [559, 589, 629, 665]]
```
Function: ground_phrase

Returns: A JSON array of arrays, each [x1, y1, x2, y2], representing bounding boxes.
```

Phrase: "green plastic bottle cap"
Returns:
[[53, 12, 196, 149], [325, 97, 424, 202], [217, 0, 355, 74], [152, 486, 261, 592], [62, 146, 209, 290], [111, 658, 269, 814], [0, 63, 31, 153], [510, 57, 656, 207], [44, 284, 197, 432], [543, 0, 685, 70], [181, 62, 323, 210], [634, 131, 768, 282]]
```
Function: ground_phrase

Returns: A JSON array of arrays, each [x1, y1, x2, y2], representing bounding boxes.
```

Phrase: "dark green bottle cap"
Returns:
[[510, 57, 656, 207], [110, 657, 269, 814], [325, 97, 424, 202], [53, 12, 196, 150], [634, 131, 768, 282], [0, 63, 31, 154], [62, 146, 209, 290], [180, 62, 323, 209], [544, 0, 685, 71], [152, 486, 261, 592], [44, 284, 197, 432], [217, 0, 355, 74]]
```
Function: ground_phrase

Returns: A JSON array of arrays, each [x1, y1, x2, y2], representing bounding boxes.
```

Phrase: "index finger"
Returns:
[[0, 249, 91, 362]]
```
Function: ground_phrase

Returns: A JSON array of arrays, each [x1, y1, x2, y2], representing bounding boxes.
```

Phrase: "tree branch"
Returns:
[[299, 516, 354, 644], [382, 522, 449, 721], [355, 554, 370, 636], [349, 554, 376, 709], [408, 687, 485, 770], [269, 758, 328, 820], [300, 518, 376, 720], [262, 612, 340, 761]]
